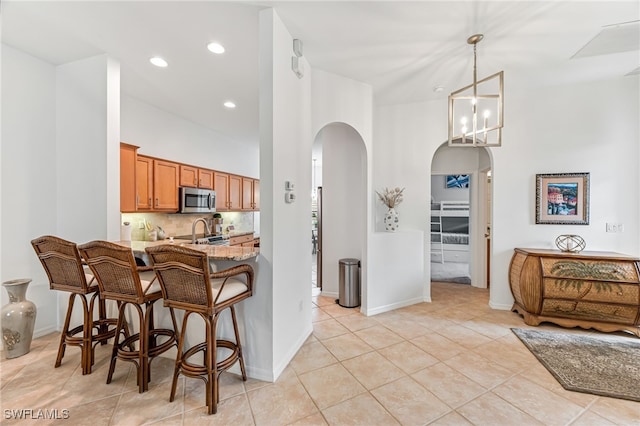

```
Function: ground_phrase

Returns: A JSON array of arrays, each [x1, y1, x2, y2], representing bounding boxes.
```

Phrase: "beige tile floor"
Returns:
[[2, 282, 639, 425]]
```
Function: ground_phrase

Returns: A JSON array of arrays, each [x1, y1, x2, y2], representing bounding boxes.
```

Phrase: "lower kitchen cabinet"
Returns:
[[229, 234, 254, 246]]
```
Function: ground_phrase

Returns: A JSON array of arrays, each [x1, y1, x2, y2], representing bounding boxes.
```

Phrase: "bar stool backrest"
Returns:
[[78, 241, 146, 303], [145, 245, 213, 314], [31, 235, 91, 293]]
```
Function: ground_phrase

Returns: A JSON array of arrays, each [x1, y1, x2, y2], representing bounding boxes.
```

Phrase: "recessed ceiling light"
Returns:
[[207, 42, 225, 54], [150, 57, 168, 67], [223, 101, 236, 109]]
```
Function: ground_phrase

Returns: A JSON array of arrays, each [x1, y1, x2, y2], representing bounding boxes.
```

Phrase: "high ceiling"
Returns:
[[3, 1, 639, 147]]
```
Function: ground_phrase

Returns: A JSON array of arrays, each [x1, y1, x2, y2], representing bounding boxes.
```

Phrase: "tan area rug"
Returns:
[[512, 328, 640, 402]]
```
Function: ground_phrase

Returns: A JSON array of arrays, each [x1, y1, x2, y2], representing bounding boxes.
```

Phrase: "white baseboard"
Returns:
[[320, 291, 338, 299], [272, 325, 313, 381], [364, 296, 424, 316], [489, 301, 513, 310]]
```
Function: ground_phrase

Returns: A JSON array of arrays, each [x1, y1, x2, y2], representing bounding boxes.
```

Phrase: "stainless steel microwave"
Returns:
[[179, 187, 216, 214]]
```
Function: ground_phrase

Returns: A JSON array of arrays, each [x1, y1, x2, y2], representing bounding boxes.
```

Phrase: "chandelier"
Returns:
[[448, 34, 503, 147]]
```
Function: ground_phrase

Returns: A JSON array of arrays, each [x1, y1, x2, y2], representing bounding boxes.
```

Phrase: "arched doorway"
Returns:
[[311, 123, 367, 307], [430, 143, 492, 289]]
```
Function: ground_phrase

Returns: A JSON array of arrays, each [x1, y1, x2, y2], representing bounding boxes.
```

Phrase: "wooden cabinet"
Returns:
[[213, 171, 255, 212], [242, 178, 260, 211], [214, 172, 230, 211], [509, 248, 640, 337], [135, 155, 179, 212], [120, 144, 254, 213], [136, 156, 153, 210], [229, 234, 254, 246], [180, 165, 214, 190], [120, 143, 138, 213], [229, 174, 242, 210], [180, 165, 198, 188], [198, 169, 214, 190], [153, 159, 179, 210]]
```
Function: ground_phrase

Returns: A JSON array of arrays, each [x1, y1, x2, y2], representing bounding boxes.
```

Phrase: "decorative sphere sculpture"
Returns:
[[555, 234, 586, 252]]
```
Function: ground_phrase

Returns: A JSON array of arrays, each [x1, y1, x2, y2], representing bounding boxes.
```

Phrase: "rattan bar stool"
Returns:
[[145, 245, 254, 414], [31, 235, 120, 375], [78, 240, 178, 393]]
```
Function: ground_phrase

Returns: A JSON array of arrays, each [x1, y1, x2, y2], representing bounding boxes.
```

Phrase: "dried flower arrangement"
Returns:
[[376, 187, 405, 209]]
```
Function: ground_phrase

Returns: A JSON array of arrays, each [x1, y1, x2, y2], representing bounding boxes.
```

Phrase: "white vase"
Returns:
[[384, 208, 399, 232]]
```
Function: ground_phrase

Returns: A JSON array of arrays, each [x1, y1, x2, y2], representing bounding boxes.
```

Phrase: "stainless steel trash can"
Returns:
[[338, 258, 360, 308]]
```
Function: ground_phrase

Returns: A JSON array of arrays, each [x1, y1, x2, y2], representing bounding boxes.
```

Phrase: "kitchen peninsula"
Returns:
[[115, 239, 259, 262]]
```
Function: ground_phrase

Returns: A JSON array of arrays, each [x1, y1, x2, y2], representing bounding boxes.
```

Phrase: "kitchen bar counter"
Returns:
[[113, 240, 259, 261]]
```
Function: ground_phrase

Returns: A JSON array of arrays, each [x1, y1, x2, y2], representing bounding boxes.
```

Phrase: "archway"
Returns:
[[430, 143, 493, 290], [311, 123, 367, 308]]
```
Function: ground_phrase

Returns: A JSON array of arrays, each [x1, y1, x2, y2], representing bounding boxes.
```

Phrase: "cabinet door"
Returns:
[[214, 172, 229, 211], [154, 159, 179, 211], [180, 165, 198, 188], [242, 177, 254, 211], [136, 156, 153, 210], [120, 143, 138, 212], [228, 174, 242, 210], [253, 179, 260, 210], [199, 169, 214, 190]]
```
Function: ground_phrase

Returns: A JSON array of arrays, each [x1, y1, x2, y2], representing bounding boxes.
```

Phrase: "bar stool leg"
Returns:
[[56, 293, 76, 368], [140, 303, 151, 393], [97, 296, 109, 345], [78, 294, 92, 375], [107, 302, 128, 384], [170, 311, 189, 403], [206, 314, 218, 415], [230, 305, 247, 381]]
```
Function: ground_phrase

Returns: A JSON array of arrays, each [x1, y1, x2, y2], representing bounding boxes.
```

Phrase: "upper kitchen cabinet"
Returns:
[[136, 155, 153, 210], [180, 165, 214, 190], [242, 177, 260, 211], [120, 143, 138, 213], [229, 174, 242, 210], [214, 171, 242, 211], [198, 169, 214, 190], [180, 165, 198, 188], [214, 171, 229, 211], [136, 155, 179, 212], [153, 159, 179, 210]]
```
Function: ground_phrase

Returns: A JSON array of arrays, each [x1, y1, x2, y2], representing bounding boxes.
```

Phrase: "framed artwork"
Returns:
[[536, 172, 590, 225], [446, 175, 469, 188]]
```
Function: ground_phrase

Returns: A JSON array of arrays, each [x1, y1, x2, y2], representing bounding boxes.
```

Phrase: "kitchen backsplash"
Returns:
[[121, 211, 257, 241]]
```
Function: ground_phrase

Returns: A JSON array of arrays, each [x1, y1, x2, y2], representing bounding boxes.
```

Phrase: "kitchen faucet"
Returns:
[[191, 218, 212, 244]]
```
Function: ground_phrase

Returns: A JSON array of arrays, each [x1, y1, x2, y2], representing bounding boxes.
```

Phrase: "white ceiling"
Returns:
[[3, 1, 639, 148]]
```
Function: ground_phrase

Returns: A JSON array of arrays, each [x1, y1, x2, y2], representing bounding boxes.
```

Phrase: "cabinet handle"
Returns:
[[136, 195, 139, 206], [148, 197, 152, 206], [199, 178, 202, 186], [155, 198, 158, 207]]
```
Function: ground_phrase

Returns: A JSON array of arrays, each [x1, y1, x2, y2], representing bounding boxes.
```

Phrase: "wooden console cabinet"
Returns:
[[509, 248, 640, 337]]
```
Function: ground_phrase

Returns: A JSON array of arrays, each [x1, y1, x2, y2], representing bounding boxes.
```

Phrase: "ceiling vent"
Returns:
[[572, 20, 639, 58]]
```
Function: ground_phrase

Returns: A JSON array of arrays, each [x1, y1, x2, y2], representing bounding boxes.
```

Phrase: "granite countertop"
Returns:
[[114, 240, 259, 261]]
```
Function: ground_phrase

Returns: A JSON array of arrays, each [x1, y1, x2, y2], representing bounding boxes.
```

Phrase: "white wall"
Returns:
[[316, 124, 366, 298], [258, 9, 313, 380], [310, 70, 374, 311], [121, 96, 259, 178], [374, 76, 640, 311], [1, 45, 58, 338], [490, 77, 640, 308]]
